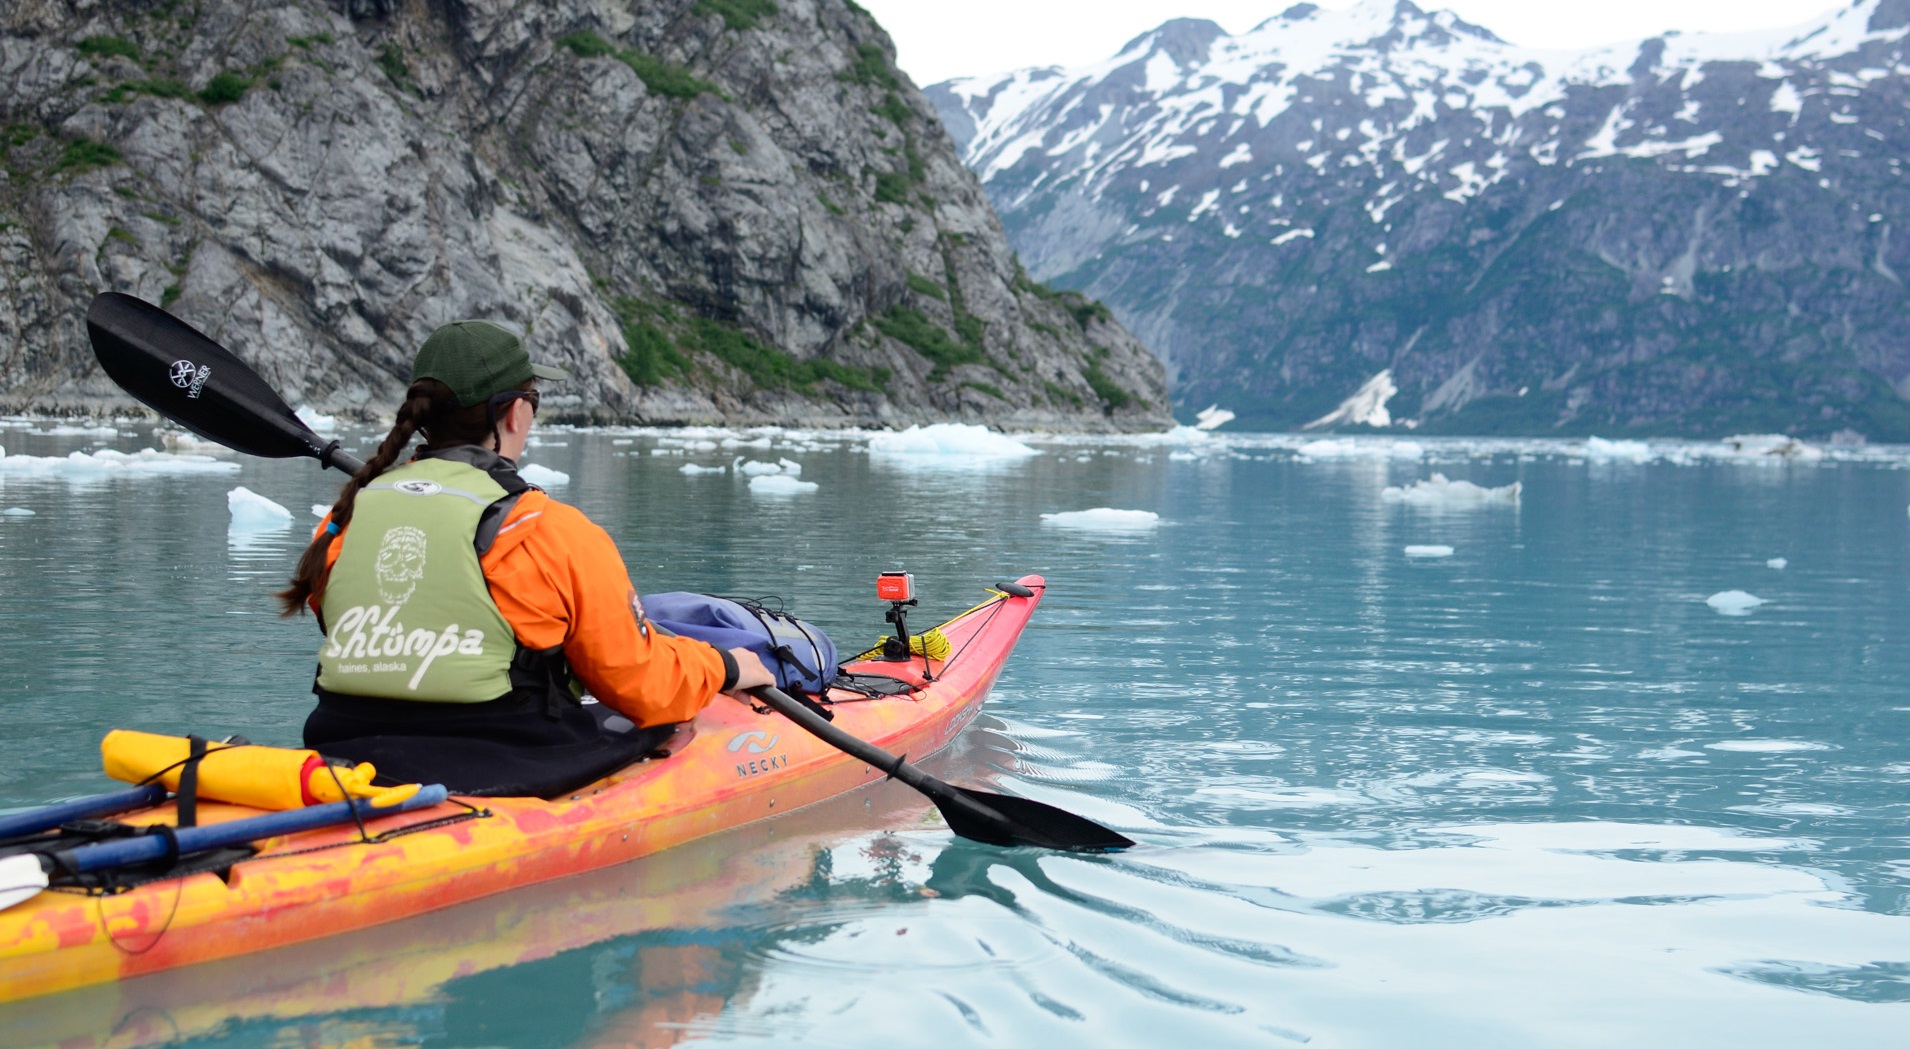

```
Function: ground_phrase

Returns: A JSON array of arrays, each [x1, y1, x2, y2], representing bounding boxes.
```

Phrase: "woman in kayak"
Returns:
[[276, 319, 773, 796]]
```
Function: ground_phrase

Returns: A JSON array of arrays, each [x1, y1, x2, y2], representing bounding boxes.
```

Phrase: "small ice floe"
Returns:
[[1766, 558, 1788, 570], [736, 457, 802, 477], [1194, 405, 1235, 431], [294, 406, 338, 433], [749, 474, 818, 495], [28, 424, 119, 437], [1381, 473, 1521, 507], [518, 463, 569, 486], [311, 504, 330, 519], [1584, 436, 1652, 462], [1296, 438, 1359, 459], [0, 448, 240, 477], [868, 423, 1037, 463], [1705, 590, 1766, 616], [1040, 508, 1160, 531], [1404, 544, 1454, 558], [1, 507, 34, 517], [679, 463, 727, 475], [1704, 740, 1833, 753], [160, 430, 228, 453], [227, 487, 293, 532], [1294, 438, 1421, 461], [1721, 433, 1824, 461]]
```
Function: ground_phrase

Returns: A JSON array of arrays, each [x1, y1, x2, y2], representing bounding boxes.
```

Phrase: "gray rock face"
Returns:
[[0, 0, 1169, 431], [931, 0, 1910, 439]]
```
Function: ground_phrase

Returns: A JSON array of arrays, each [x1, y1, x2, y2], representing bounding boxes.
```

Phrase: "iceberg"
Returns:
[[1404, 544, 1454, 558], [2, 507, 34, 517], [1381, 473, 1521, 507], [749, 474, 819, 495], [1194, 405, 1235, 431], [1295, 438, 1420, 460], [1040, 508, 1160, 531], [0, 447, 240, 477], [1705, 590, 1765, 616], [1766, 558, 1788, 570], [1584, 436, 1652, 462], [1720, 434, 1824, 461], [518, 463, 569, 486], [867, 423, 1037, 463], [294, 406, 338, 433], [227, 487, 293, 532]]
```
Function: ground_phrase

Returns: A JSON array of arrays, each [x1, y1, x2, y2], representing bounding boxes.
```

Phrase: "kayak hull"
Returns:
[[0, 577, 1043, 1002]]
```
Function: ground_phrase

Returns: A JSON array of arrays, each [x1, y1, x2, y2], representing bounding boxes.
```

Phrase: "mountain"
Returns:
[[928, 0, 1910, 439], [0, 0, 1168, 431]]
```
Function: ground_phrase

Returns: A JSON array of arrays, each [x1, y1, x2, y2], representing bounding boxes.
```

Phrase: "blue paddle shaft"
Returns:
[[48, 786, 448, 874], [0, 784, 170, 841]]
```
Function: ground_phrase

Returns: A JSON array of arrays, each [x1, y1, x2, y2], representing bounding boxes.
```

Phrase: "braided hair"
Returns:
[[275, 377, 532, 616]]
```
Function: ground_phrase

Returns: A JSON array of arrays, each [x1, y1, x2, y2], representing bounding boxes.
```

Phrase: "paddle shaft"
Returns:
[[38, 785, 448, 875], [747, 686, 1009, 824], [0, 784, 170, 841]]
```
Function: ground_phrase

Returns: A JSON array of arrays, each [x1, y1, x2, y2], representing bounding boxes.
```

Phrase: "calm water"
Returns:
[[1, 421, 1907, 1047]]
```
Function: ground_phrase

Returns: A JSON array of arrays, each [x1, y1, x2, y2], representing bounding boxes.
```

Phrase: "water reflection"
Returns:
[[3, 428, 1909, 1045]]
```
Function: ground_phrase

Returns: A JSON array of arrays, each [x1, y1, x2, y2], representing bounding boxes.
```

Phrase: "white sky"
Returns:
[[858, 0, 1856, 84]]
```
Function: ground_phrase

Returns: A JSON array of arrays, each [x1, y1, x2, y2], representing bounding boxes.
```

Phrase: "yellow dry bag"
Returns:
[[101, 730, 417, 809]]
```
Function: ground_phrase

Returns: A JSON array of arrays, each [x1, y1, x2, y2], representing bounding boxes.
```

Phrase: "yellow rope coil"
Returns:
[[870, 627, 951, 661]]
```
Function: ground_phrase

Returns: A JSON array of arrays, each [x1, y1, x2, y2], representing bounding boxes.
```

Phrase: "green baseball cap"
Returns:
[[412, 319, 569, 407]]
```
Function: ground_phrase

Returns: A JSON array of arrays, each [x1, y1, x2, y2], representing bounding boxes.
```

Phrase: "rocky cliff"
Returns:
[[931, 0, 1910, 440], [0, 0, 1169, 430]]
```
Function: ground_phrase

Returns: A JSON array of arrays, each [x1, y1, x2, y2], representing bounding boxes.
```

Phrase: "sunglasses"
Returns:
[[488, 388, 540, 417]]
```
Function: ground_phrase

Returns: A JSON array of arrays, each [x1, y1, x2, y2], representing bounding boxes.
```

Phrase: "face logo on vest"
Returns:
[[169, 359, 211, 399], [374, 526, 428, 605], [393, 479, 443, 497]]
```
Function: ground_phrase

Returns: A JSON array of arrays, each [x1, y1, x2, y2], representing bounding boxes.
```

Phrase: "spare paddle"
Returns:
[[82, 292, 1133, 853], [749, 686, 1132, 851], [87, 292, 364, 473], [0, 785, 448, 912], [0, 783, 169, 842]]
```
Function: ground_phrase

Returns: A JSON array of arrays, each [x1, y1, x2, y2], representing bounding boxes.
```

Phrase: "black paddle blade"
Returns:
[[930, 783, 1135, 852], [87, 292, 330, 461]]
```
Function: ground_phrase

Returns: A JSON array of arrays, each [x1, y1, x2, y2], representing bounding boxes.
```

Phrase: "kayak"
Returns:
[[0, 576, 1045, 1003]]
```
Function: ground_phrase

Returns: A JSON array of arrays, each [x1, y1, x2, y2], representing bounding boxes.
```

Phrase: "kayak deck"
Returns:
[[0, 577, 1044, 1002]]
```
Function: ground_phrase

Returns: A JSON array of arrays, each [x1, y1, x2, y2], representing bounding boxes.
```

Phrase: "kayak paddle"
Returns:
[[83, 292, 1133, 853], [86, 292, 365, 473], [0, 785, 449, 912], [749, 686, 1133, 851], [0, 784, 169, 842]]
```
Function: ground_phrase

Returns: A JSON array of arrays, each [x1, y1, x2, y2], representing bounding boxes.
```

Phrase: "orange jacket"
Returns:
[[314, 489, 727, 727]]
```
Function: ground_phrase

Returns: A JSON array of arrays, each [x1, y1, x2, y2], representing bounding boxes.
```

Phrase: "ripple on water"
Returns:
[[1713, 959, 1910, 1004]]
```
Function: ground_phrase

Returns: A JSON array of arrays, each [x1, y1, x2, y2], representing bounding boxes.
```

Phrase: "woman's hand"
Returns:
[[724, 648, 776, 698]]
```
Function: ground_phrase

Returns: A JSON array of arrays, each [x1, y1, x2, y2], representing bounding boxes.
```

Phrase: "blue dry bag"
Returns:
[[642, 593, 839, 694]]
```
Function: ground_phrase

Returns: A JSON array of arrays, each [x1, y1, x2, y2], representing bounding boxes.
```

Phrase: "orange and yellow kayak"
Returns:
[[0, 576, 1044, 1003]]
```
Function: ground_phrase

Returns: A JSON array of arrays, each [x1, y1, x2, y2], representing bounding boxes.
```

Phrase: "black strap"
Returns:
[[176, 736, 207, 829], [510, 645, 578, 720]]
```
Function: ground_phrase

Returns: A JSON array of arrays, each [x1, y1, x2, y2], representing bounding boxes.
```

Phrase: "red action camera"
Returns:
[[876, 572, 914, 602]]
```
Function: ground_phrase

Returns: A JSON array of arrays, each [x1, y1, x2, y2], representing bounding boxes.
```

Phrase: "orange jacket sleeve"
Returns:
[[479, 493, 729, 726]]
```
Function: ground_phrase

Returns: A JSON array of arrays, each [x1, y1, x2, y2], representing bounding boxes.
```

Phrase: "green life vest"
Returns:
[[316, 457, 518, 702]]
